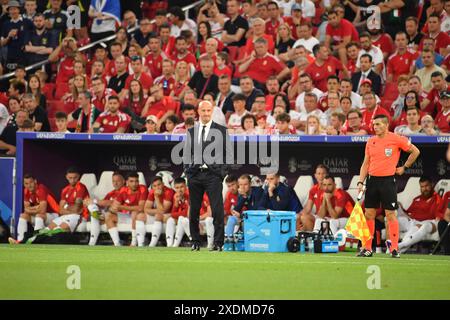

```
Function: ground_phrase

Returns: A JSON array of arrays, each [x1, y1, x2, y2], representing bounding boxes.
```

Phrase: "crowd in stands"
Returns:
[[1, 0, 450, 156]]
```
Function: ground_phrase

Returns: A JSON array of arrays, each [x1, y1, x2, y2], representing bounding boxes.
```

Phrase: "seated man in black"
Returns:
[[258, 172, 303, 214], [225, 174, 264, 237], [23, 94, 50, 132]]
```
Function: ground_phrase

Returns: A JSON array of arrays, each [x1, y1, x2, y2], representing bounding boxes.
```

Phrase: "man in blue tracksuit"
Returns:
[[225, 174, 264, 237], [258, 173, 303, 213]]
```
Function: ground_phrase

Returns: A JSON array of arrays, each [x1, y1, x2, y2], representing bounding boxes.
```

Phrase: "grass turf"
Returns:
[[0, 245, 449, 300]]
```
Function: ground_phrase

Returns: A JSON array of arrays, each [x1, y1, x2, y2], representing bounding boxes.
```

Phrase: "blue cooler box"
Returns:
[[243, 210, 296, 252]]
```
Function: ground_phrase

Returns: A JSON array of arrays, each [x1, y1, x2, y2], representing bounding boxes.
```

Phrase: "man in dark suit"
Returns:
[[183, 100, 233, 251], [351, 54, 382, 96]]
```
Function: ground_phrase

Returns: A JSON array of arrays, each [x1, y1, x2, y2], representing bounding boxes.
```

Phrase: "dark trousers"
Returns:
[[188, 170, 224, 246], [438, 220, 450, 255]]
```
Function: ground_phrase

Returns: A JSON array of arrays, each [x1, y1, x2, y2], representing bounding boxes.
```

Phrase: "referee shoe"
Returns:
[[356, 248, 373, 257], [391, 249, 400, 258]]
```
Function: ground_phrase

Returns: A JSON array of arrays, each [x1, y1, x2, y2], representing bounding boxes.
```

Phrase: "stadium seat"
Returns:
[[222, 175, 229, 200], [294, 176, 314, 207], [80, 173, 98, 197], [397, 177, 421, 210], [154, 171, 174, 189], [346, 175, 362, 202], [94, 171, 114, 200], [138, 172, 147, 186], [48, 117, 57, 132], [435, 179, 450, 197], [42, 83, 55, 100], [335, 177, 343, 189]]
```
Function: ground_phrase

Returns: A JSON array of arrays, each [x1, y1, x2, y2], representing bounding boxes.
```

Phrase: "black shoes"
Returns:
[[391, 249, 400, 258], [191, 243, 200, 251], [209, 244, 223, 251], [356, 248, 373, 257]]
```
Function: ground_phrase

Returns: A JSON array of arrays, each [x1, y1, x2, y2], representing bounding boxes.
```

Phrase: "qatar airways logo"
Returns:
[[113, 155, 137, 171], [323, 157, 349, 174]]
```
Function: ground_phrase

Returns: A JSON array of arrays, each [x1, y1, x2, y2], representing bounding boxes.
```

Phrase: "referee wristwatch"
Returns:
[[357, 181, 365, 187]]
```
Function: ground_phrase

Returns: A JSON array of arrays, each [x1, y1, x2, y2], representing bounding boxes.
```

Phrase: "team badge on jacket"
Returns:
[[385, 148, 393, 157]]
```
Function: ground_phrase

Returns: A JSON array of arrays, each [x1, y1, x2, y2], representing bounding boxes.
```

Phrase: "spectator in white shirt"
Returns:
[[394, 107, 425, 135], [168, 6, 197, 39], [228, 93, 249, 133], [339, 78, 362, 109], [293, 92, 327, 133], [295, 73, 323, 113], [293, 22, 319, 54], [356, 32, 384, 76]]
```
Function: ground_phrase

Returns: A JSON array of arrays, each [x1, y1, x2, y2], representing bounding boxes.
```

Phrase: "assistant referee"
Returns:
[[358, 115, 420, 258]]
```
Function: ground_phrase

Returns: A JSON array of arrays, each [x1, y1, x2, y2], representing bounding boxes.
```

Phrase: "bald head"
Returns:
[[198, 100, 213, 124]]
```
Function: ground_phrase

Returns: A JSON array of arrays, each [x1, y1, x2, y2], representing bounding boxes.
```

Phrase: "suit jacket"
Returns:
[[183, 121, 233, 180], [351, 70, 382, 96]]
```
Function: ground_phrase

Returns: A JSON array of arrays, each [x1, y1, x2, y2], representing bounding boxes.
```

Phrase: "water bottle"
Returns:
[[299, 235, 305, 253], [306, 237, 313, 253]]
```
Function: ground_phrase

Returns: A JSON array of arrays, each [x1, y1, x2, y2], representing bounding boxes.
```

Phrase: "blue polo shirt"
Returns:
[[416, 53, 444, 69]]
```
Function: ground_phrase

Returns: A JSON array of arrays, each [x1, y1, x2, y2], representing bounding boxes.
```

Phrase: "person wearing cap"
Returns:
[[142, 115, 159, 134], [435, 90, 450, 134], [352, 54, 382, 96], [0, 1, 33, 72]]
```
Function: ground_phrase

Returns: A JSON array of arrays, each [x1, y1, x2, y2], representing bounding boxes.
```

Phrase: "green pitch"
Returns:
[[1, 245, 450, 300]]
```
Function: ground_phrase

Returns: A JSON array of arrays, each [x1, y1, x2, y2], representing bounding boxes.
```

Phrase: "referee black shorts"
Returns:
[[365, 175, 398, 211]]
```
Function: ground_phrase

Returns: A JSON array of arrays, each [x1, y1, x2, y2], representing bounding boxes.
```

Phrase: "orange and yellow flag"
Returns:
[[345, 202, 372, 247]]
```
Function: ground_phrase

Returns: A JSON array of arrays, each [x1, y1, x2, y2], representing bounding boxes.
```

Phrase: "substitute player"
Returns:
[[166, 177, 191, 247], [139, 176, 174, 247], [358, 115, 420, 258], [106, 172, 147, 246], [12, 174, 60, 243], [86, 172, 126, 246]]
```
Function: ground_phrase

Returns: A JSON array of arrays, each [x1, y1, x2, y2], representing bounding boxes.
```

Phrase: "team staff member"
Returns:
[[225, 174, 264, 238], [258, 173, 302, 213], [358, 115, 420, 258]]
